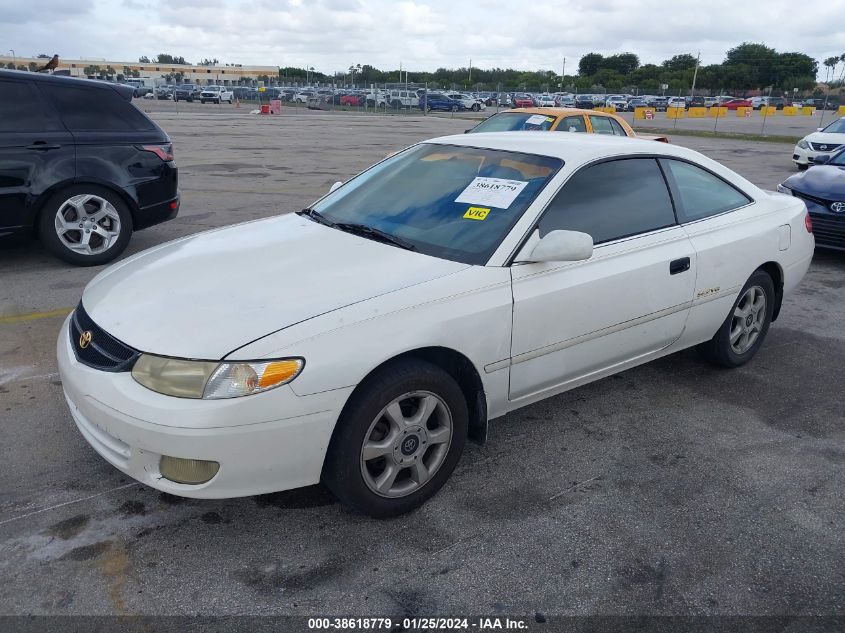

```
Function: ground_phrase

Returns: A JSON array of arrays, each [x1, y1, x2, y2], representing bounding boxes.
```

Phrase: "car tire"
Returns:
[[797, 164, 809, 171], [426, 105, 432, 112], [472, 103, 479, 111], [38, 185, 133, 267], [322, 358, 468, 518], [451, 105, 458, 112], [697, 270, 775, 368], [200, 99, 205, 104]]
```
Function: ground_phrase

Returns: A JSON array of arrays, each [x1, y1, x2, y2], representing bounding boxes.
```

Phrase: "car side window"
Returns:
[[588, 116, 614, 135], [42, 85, 155, 132], [661, 159, 751, 222], [608, 118, 628, 136], [538, 158, 676, 244], [556, 116, 587, 133], [0, 80, 61, 132]]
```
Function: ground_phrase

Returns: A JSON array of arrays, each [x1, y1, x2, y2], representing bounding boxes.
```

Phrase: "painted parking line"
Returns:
[[0, 307, 73, 325]]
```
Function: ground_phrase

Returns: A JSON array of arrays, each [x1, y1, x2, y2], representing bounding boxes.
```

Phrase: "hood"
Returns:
[[783, 165, 845, 200], [82, 214, 468, 359], [804, 131, 845, 146]]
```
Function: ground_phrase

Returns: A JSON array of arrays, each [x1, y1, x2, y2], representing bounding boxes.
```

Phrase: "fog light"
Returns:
[[159, 456, 219, 484]]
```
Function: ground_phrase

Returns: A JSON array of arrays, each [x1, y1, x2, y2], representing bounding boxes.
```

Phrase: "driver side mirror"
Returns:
[[329, 181, 343, 193], [517, 230, 593, 263], [813, 154, 830, 165]]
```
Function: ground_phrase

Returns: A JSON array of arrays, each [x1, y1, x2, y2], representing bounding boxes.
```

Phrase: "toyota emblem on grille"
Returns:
[[832, 202, 845, 213], [79, 330, 93, 349]]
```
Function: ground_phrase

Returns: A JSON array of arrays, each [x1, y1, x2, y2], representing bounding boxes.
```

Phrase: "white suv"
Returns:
[[445, 93, 486, 111], [200, 85, 234, 104]]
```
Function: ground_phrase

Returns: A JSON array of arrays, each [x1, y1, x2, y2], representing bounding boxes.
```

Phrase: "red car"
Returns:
[[340, 93, 364, 106], [723, 99, 752, 110], [513, 94, 535, 108]]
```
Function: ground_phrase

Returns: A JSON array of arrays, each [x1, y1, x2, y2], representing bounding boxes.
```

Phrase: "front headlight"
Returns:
[[777, 183, 792, 194], [131, 355, 303, 399], [798, 138, 809, 149]]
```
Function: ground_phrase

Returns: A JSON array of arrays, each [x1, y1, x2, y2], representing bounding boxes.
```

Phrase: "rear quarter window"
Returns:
[[41, 84, 155, 132], [0, 79, 61, 132]]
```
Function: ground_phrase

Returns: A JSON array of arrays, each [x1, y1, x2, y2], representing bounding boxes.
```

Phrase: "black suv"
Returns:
[[173, 84, 201, 102], [0, 70, 179, 265]]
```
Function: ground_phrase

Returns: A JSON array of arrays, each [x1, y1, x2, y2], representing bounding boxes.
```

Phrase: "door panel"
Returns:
[[0, 80, 74, 234], [509, 227, 696, 400]]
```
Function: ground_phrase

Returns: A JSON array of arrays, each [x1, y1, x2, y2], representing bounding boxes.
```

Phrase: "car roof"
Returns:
[[496, 107, 621, 120], [424, 130, 702, 163], [0, 68, 134, 100]]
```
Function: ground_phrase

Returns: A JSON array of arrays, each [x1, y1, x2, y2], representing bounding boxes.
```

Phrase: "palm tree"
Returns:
[[823, 57, 838, 83]]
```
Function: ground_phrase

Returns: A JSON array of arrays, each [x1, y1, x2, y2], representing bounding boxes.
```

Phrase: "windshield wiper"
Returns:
[[335, 223, 416, 250], [296, 207, 336, 227]]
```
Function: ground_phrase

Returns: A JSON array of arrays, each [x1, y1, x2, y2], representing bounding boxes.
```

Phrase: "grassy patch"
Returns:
[[634, 126, 800, 145]]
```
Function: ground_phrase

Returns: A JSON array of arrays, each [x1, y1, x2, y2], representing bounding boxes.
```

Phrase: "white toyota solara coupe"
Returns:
[[58, 133, 814, 517]]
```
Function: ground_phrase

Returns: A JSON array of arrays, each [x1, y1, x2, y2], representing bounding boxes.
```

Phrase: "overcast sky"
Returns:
[[3, 0, 845, 74]]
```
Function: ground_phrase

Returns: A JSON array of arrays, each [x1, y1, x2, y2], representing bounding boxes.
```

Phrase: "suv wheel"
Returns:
[[39, 186, 133, 266], [322, 358, 468, 517]]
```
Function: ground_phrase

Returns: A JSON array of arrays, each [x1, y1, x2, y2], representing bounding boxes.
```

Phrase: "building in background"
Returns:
[[0, 55, 278, 86]]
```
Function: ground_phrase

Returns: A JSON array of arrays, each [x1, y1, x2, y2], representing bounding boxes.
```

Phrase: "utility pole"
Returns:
[[468, 59, 472, 84], [690, 51, 700, 98], [561, 57, 566, 89]]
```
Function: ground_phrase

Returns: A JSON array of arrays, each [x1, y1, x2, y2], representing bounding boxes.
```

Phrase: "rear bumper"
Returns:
[[134, 193, 180, 231]]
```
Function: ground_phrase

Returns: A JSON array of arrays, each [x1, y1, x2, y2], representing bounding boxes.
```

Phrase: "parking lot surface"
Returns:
[[0, 112, 842, 618]]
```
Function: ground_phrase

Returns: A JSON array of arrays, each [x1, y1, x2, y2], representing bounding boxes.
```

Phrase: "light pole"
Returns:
[[9, 50, 15, 67]]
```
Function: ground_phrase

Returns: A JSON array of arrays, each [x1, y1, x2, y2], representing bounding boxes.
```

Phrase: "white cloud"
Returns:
[[2, 0, 844, 74]]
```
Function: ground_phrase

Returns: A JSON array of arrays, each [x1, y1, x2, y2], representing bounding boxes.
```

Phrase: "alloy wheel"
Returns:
[[360, 391, 453, 498], [729, 285, 767, 354], [54, 194, 122, 256]]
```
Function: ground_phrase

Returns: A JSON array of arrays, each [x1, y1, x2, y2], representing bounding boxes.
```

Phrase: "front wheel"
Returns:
[[471, 103, 479, 111], [797, 163, 809, 171], [38, 186, 133, 266], [697, 270, 775, 368], [322, 358, 468, 517]]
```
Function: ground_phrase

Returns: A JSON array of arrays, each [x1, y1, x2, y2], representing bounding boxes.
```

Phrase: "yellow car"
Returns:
[[467, 107, 668, 142]]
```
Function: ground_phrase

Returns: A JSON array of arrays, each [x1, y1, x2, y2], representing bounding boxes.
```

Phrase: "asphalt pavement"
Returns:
[[0, 111, 842, 621]]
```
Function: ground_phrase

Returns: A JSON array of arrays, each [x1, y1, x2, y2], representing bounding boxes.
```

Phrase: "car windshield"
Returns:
[[822, 119, 845, 134], [470, 113, 556, 133], [310, 143, 562, 265]]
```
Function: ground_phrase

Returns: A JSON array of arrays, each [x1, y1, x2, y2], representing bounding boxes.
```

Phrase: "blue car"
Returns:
[[419, 93, 465, 112], [779, 147, 845, 250]]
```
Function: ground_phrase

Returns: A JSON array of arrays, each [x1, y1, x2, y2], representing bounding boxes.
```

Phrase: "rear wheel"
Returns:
[[451, 104, 458, 112], [38, 185, 133, 266], [697, 270, 775, 368], [322, 358, 468, 517]]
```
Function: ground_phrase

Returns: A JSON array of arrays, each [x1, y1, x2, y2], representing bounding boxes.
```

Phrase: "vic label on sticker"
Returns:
[[525, 114, 548, 125], [455, 177, 529, 209]]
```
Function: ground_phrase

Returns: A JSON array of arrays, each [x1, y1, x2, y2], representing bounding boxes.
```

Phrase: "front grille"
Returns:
[[810, 143, 841, 152], [810, 213, 845, 248], [70, 303, 139, 372]]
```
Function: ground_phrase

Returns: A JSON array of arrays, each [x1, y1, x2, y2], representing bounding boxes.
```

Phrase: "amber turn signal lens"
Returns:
[[259, 360, 303, 389]]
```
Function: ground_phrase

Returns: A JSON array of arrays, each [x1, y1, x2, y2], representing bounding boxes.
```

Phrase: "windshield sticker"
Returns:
[[525, 114, 547, 125], [455, 177, 529, 209], [463, 207, 490, 221]]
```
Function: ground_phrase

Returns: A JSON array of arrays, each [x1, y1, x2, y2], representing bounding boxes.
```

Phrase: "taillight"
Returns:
[[141, 144, 174, 162], [805, 212, 813, 233]]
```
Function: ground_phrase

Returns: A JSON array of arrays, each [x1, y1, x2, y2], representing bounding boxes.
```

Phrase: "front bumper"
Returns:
[[57, 316, 353, 498], [792, 145, 828, 166]]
